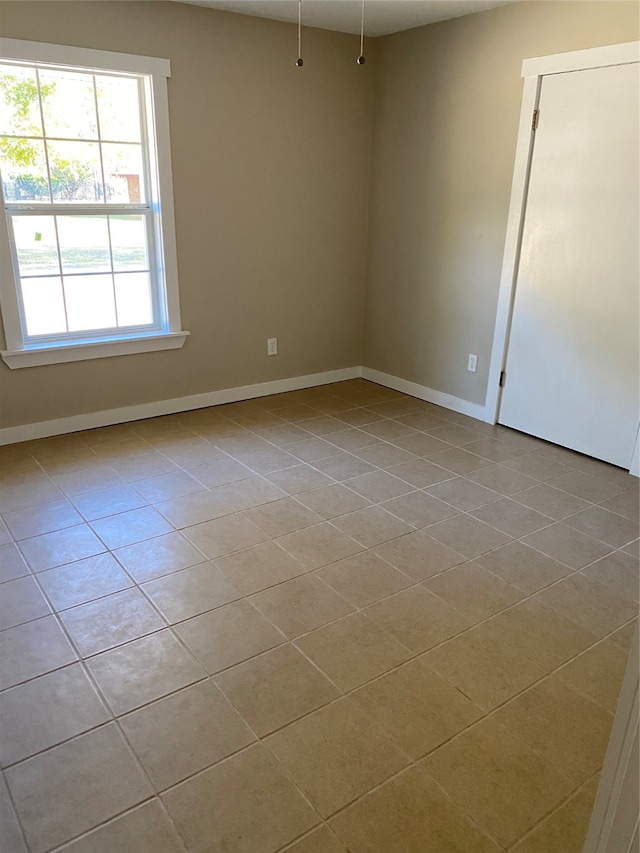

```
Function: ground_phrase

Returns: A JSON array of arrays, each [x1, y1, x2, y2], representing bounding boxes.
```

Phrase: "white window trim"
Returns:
[[0, 38, 189, 368]]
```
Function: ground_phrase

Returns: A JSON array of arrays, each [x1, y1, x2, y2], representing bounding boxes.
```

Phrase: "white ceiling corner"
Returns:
[[171, 0, 522, 37]]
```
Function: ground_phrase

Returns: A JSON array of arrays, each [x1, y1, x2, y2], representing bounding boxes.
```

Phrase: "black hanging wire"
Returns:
[[357, 0, 366, 64], [296, 0, 303, 66]]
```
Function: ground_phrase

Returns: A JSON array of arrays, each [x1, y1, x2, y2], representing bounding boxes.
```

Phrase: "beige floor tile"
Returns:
[[564, 505, 639, 548], [511, 777, 599, 853], [266, 697, 409, 817], [556, 638, 630, 713], [582, 550, 639, 603], [60, 588, 165, 657], [266, 464, 335, 495], [331, 506, 413, 548], [294, 484, 370, 519], [353, 442, 418, 469], [394, 412, 449, 433], [607, 619, 638, 653], [503, 451, 573, 481], [421, 717, 575, 849], [0, 575, 50, 630], [0, 615, 77, 690], [190, 458, 253, 489], [243, 497, 323, 537], [335, 408, 385, 427], [511, 482, 591, 520], [387, 458, 456, 488], [58, 800, 185, 853], [426, 476, 502, 510], [0, 663, 109, 766], [475, 541, 572, 593], [216, 433, 276, 458], [6, 723, 153, 853], [121, 680, 255, 790], [0, 542, 29, 582], [174, 599, 284, 674], [599, 487, 639, 521], [114, 532, 205, 582], [4, 499, 83, 541], [155, 437, 224, 469], [426, 514, 512, 558], [623, 538, 639, 557], [182, 513, 268, 559], [276, 523, 363, 569], [468, 464, 539, 495], [364, 587, 471, 653], [162, 743, 319, 853], [215, 644, 339, 735], [110, 453, 180, 484], [550, 470, 626, 503], [133, 470, 205, 503], [312, 452, 377, 481], [142, 563, 241, 624], [155, 489, 236, 528], [259, 425, 313, 448], [0, 477, 64, 515], [287, 437, 342, 462], [216, 541, 308, 595], [315, 550, 413, 608], [362, 420, 418, 442], [51, 466, 124, 498], [426, 448, 493, 476], [536, 573, 637, 636], [87, 629, 205, 715], [425, 562, 524, 621], [381, 490, 459, 528], [0, 775, 28, 853], [373, 530, 466, 580], [470, 497, 552, 538], [479, 597, 598, 670], [329, 766, 500, 853], [210, 476, 289, 512], [90, 506, 174, 550], [463, 437, 529, 463], [344, 470, 414, 502], [281, 825, 346, 852], [242, 446, 298, 475], [250, 575, 354, 639], [351, 658, 482, 759], [38, 552, 133, 610], [494, 676, 613, 783], [19, 524, 106, 572], [522, 523, 611, 569], [393, 432, 453, 456], [295, 612, 411, 691], [427, 424, 486, 446], [421, 621, 546, 710]]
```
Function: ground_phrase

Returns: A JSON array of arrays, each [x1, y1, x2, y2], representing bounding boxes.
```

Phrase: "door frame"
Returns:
[[483, 41, 640, 459]]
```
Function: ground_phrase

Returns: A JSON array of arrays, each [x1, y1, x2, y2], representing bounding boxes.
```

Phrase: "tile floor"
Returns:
[[0, 379, 638, 853]]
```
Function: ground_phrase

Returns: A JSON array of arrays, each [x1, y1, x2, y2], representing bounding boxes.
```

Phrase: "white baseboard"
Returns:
[[362, 367, 487, 421], [0, 366, 363, 445]]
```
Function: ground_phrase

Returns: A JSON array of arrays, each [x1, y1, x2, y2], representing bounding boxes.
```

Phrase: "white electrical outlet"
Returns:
[[467, 354, 478, 373], [267, 338, 278, 356]]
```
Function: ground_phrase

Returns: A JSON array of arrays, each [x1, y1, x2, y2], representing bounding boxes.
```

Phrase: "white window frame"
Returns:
[[0, 38, 189, 368]]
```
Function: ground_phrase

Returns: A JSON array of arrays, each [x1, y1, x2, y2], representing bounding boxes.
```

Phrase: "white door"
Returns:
[[499, 61, 639, 468]]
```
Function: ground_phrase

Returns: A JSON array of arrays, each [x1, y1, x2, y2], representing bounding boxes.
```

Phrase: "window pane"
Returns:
[[0, 138, 50, 202], [96, 76, 141, 143], [0, 65, 43, 136], [114, 272, 153, 327], [110, 215, 148, 270], [40, 69, 97, 140], [102, 143, 145, 203], [64, 273, 116, 331], [21, 276, 67, 335], [12, 215, 59, 277], [48, 140, 102, 203], [57, 215, 110, 274]]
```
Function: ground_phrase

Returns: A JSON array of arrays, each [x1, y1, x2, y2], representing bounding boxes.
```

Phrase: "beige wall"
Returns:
[[365, 1, 639, 406], [0, 1, 375, 428], [1, 1, 638, 430]]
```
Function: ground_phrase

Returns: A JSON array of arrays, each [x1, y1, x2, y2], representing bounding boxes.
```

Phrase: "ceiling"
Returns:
[[172, 0, 520, 37]]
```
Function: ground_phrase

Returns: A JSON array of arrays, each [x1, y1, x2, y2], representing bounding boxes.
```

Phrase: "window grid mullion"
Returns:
[[51, 214, 70, 334], [33, 67, 53, 204]]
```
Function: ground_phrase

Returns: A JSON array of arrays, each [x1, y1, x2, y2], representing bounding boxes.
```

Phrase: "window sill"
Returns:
[[1, 331, 190, 369]]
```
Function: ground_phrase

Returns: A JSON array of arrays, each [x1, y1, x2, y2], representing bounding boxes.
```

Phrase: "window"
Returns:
[[0, 39, 188, 367]]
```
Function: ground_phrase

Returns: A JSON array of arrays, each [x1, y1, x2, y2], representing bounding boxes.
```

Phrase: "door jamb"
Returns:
[[483, 41, 640, 428]]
